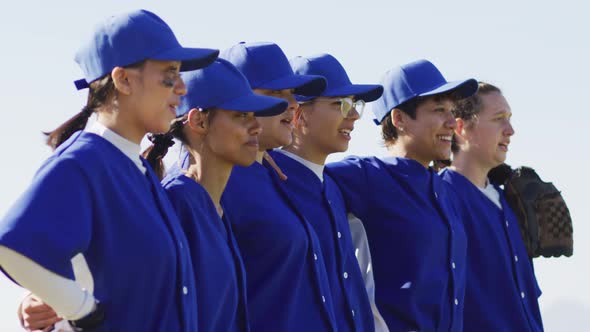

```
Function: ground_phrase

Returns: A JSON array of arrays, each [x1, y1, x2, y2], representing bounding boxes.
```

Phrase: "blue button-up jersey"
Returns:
[[326, 156, 467, 332], [441, 169, 544, 331], [163, 171, 249, 331], [269, 150, 374, 332], [222, 161, 338, 332], [0, 132, 197, 331]]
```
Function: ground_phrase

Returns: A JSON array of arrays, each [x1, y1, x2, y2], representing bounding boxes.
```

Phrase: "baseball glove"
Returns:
[[488, 164, 573, 258]]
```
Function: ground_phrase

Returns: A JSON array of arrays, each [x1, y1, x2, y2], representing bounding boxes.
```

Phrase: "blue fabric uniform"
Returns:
[[268, 150, 374, 332], [441, 169, 544, 331], [0, 132, 197, 331], [326, 156, 467, 332], [162, 171, 249, 331], [221, 161, 338, 332]]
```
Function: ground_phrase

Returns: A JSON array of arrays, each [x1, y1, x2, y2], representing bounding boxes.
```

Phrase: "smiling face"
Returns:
[[396, 96, 457, 165], [459, 91, 514, 169], [253, 89, 297, 150], [296, 95, 360, 160]]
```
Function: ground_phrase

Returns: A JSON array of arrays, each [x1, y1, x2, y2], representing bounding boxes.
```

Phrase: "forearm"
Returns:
[[0, 245, 95, 320]]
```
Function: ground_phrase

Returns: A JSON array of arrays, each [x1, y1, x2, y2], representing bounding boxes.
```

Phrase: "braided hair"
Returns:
[[143, 114, 189, 179]]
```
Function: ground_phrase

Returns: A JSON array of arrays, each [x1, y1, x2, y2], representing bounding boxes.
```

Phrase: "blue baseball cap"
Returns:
[[177, 59, 288, 117], [290, 54, 383, 102], [372, 59, 478, 124], [220, 42, 326, 96], [74, 9, 219, 90]]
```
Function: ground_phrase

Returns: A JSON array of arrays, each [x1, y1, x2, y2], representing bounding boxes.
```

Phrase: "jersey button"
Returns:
[[337, 231, 342, 239], [454, 298, 459, 306], [182, 286, 188, 295], [343, 272, 348, 279]]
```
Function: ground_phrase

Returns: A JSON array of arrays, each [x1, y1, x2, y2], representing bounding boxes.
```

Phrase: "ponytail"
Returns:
[[46, 61, 145, 150], [45, 75, 115, 150], [144, 133, 175, 179], [45, 106, 94, 150], [143, 115, 188, 180]]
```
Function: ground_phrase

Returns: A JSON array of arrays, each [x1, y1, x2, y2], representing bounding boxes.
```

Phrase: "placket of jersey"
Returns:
[[431, 174, 461, 329], [266, 163, 338, 332], [221, 214, 251, 331], [143, 160, 196, 331], [499, 195, 537, 331], [322, 181, 359, 329]]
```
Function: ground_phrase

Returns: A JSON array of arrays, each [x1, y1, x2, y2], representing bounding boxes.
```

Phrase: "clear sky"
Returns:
[[1, 0, 589, 329]]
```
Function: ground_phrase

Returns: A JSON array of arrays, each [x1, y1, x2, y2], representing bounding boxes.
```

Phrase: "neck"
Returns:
[[450, 152, 490, 188], [186, 146, 233, 216], [283, 139, 327, 165], [96, 110, 145, 145], [388, 142, 430, 168]]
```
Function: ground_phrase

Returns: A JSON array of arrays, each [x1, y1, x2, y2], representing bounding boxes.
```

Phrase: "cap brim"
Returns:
[[418, 78, 478, 99], [258, 74, 326, 96], [219, 93, 288, 117], [323, 84, 384, 102], [152, 47, 220, 71], [295, 84, 383, 103]]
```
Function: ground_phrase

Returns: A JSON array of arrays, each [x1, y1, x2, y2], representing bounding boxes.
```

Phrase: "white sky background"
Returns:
[[1, 0, 588, 330]]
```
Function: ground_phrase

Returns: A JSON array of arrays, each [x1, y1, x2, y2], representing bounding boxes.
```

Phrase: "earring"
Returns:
[[398, 126, 404, 132]]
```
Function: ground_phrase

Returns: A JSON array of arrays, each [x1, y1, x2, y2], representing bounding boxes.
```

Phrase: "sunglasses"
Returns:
[[300, 97, 365, 118]]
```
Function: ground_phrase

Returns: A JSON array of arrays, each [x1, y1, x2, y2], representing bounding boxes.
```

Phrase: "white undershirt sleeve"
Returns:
[[0, 245, 96, 320], [348, 214, 390, 332]]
